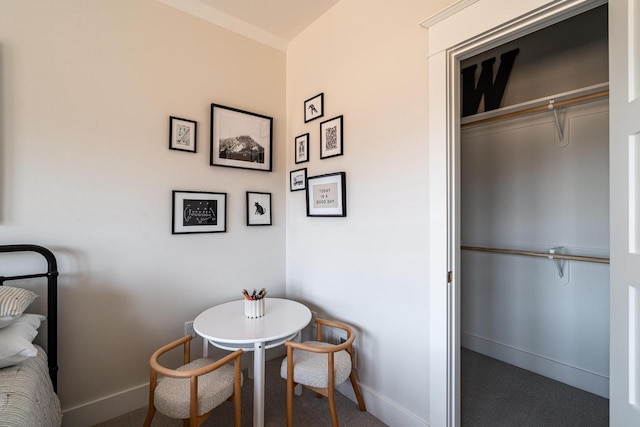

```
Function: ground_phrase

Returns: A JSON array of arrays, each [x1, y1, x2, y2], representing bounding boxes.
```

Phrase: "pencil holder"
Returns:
[[244, 299, 265, 318]]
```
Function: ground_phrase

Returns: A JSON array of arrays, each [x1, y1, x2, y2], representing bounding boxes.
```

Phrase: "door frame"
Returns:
[[427, 1, 608, 426]]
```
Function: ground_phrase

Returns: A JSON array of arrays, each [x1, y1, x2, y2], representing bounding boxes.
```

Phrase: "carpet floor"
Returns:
[[461, 348, 609, 427], [94, 355, 387, 427], [95, 348, 607, 426]]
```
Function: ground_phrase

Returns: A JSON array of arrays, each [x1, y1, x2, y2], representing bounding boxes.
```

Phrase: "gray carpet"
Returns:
[[95, 355, 387, 427], [462, 348, 609, 427]]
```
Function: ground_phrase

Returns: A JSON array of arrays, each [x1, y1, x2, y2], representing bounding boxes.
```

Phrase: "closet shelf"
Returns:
[[461, 245, 610, 264], [461, 82, 609, 128]]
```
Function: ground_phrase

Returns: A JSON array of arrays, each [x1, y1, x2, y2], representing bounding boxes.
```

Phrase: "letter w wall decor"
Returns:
[[461, 48, 519, 117]]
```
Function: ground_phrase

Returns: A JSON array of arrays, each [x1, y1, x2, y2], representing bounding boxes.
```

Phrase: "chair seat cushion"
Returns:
[[280, 341, 352, 389], [154, 357, 238, 419]]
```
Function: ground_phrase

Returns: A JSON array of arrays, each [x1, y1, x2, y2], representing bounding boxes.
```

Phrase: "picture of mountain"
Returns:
[[219, 135, 265, 163]]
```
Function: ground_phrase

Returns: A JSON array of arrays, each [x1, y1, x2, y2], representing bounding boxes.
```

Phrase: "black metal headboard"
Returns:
[[0, 244, 58, 392]]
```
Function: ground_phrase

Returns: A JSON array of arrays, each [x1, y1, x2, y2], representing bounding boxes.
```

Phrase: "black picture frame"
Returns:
[[304, 93, 324, 123], [295, 133, 309, 164], [246, 192, 272, 226], [210, 104, 273, 172], [172, 190, 227, 234], [306, 172, 346, 217], [290, 168, 307, 192], [320, 115, 344, 159], [169, 116, 197, 153]]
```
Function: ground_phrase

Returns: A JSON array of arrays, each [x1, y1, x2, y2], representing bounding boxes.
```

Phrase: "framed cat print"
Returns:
[[246, 191, 272, 226]]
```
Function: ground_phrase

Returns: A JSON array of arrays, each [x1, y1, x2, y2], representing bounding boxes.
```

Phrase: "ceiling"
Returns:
[[157, 0, 341, 50]]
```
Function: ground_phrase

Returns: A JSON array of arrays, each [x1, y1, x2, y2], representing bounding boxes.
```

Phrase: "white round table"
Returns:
[[193, 298, 311, 427]]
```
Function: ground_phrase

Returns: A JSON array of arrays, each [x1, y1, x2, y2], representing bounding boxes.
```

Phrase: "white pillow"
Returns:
[[0, 286, 37, 317], [0, 313, 45, 368], [0, 314, 20, 329]]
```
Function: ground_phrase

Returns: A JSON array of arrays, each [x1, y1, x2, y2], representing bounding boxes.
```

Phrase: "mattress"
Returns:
[[0, 345, 62, 427]]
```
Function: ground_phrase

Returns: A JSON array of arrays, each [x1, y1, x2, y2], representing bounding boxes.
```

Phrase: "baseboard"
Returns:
[[62, 350, 428, 427], [462, 332, 609, 398], [337, 379, 429, 427], [61, 383, 148, 427]]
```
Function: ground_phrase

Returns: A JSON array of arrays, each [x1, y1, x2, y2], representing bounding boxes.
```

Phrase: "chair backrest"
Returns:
[[315, 318, 356, 353], [283, 318, 366, 427]]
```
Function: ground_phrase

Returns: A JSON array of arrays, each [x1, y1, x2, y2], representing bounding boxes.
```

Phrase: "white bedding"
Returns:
[[0, 345, 62, 427]]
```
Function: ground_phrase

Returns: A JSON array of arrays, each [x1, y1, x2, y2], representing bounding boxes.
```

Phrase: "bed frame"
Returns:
[[0, 244, 58, 391]]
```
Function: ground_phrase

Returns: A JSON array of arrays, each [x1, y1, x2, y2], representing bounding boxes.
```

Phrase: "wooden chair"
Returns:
[[280, 318, 366, 426], [143, 335, 242, 427]]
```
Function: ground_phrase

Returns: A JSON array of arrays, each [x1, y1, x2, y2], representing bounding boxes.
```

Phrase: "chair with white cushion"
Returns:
[[143, 335, 242, 427], [280, 318, 366, 426]]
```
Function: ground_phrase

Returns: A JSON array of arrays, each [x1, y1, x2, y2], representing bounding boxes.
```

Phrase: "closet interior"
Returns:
[[459, 3, 610, 417]]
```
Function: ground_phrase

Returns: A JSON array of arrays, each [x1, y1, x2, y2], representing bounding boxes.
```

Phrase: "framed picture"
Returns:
[[295, 133, 309, 164], [304, 93, 324, 123], [290, 168, 307, 192], [210, 104, 273, 172], [306, 172, 346, 217], [169, 116, 197, 153], [172, 190, 227, 234], [246, 192, 272, 226], [320, 115, 343, 159]]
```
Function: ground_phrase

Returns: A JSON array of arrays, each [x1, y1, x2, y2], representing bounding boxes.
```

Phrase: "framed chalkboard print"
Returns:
[[246, 192, 272, 226], [306, 172, 346, 217], [210, 104, 273, 172], [295, 133, 309, 164], [169, 116, 197, 153], [172, 190, 227, 234], [320, 115, 343, 159], [304, 93, 324, 123]]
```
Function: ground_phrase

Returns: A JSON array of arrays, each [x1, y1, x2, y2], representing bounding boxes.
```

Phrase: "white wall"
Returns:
[[285, 1, 451, 425], [0, 1, 286, 425]]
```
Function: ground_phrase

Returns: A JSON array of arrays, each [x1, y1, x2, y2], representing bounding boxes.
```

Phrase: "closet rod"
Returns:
[[461, 89, 609, 128], [461, 245, 610, 264]]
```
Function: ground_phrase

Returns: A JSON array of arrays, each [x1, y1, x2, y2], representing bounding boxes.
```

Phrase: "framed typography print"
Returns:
[[290, 168, 307, 192], [304, 93, 324, 123], [306, 172, 346, 217], [210, 104, 273, 171], [246, 192, 272, 226], [169, 116, 197, 153], [295, 133, 309, 164], [320, 115, 343, 159], [172, 190, 227, 234]]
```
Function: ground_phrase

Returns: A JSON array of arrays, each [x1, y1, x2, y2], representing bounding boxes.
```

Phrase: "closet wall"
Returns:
[[460, 6, 610, 398]]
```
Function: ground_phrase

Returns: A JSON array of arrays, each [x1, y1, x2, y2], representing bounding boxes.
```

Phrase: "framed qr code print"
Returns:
[[320, 115, 343, 159]]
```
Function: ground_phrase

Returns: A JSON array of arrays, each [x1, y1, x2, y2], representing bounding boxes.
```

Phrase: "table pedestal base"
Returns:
[[253, 341, 265, 427]]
